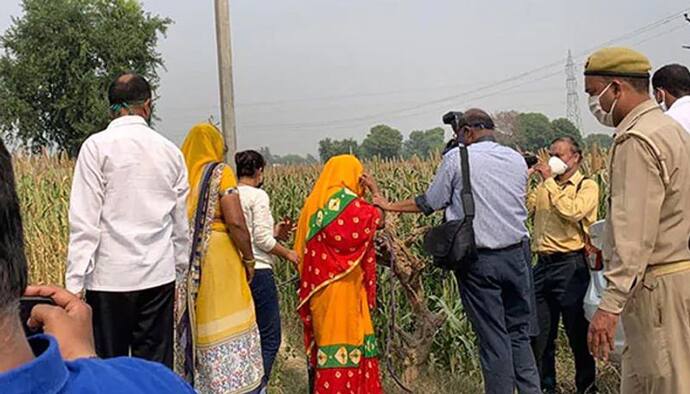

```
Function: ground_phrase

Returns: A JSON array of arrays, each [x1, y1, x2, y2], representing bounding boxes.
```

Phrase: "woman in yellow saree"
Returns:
[[294, 155, 384, 394], [175, 123, 263, 393]]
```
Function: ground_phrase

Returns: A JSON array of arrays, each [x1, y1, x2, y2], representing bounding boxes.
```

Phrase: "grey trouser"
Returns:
[[458, 239, 541, 394]]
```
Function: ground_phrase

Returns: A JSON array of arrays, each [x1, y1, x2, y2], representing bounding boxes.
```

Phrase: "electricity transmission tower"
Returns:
[[565, 50, 582, 130]]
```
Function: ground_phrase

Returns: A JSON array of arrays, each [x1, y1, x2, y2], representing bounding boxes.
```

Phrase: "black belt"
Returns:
[[477, 239, 526, 253], [538, 249, 584, 263]]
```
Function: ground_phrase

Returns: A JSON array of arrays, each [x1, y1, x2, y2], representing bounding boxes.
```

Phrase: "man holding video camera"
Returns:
[[375, 109, 540, 394], [528, 136, 598, 394]]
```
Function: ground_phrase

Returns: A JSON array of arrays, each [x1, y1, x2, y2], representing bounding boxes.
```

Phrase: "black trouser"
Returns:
[[457, 239, 541, 394], [250, 269, 282, 388], [86, 281, 174, 368], [531, 251, 596, 394]]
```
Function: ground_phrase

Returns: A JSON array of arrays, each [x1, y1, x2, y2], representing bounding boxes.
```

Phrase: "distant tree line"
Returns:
[[316, 113, 612, 163], [493, 111, 612, 153], [257, 147, 318, 166], [318, 125, 446, 162]]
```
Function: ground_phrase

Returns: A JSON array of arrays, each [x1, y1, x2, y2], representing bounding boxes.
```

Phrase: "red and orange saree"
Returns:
[[295, 155, 382, 394]]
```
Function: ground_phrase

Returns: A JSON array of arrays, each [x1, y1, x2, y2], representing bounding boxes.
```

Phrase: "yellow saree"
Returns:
[[175, 123, 263, 393]]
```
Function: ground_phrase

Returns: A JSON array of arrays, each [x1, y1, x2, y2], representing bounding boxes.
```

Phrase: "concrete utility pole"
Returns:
[[214, 0, 237, 166]]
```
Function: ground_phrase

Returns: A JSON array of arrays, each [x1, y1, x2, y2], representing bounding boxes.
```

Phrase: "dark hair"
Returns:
[[652, 64, 690, 98], [108, 73, 152, 106], [460, 108, 495, 130], [235, 150, 266, 178], [551, 136, 582, 161], [0, 139, 27, 315]]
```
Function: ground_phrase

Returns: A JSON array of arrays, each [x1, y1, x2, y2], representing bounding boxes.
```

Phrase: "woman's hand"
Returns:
[[221, 193, 255, 266], [286, 250, 300, 267], [274, 217, 296, 242], [245, 264, 255, 284], [359, 173, 380, 195]]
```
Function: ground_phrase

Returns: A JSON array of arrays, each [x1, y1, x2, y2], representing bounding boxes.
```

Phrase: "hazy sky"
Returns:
[[2, 1, 690, 155]]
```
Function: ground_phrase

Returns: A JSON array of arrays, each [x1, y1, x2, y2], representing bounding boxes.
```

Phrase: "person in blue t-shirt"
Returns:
[[0, 137, 194, 393]]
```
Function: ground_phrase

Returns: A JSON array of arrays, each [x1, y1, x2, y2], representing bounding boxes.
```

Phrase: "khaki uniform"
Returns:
[[601, 100, 690, 393]]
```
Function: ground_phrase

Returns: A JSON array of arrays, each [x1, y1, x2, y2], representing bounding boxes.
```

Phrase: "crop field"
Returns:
[[15, 149, 620, 393]]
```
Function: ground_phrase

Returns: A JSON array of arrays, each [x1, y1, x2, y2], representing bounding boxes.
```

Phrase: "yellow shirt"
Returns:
[[528, 171, 599, 254]]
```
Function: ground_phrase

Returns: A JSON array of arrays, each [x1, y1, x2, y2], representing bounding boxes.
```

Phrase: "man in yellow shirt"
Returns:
[[528, 136, 599, 394]]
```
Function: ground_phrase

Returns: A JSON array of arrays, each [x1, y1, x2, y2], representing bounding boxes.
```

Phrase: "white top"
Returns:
[[238, 185, 276, 270], [666, 96, 690, 134], [65, 116, 191, 293]]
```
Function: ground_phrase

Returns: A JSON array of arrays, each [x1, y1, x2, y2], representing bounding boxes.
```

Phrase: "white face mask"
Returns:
[[656, 89, 668, 112], [548, 156, 569, 176], [588, 83, 617, 127]]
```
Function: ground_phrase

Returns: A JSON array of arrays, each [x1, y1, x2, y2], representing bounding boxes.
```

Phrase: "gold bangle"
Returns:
[[243, 258, 256, 268]]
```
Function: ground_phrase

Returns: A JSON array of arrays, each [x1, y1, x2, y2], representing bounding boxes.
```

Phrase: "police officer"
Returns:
[[584, 47, 690, 393]]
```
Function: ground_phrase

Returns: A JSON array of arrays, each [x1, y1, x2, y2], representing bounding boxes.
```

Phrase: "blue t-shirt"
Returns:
[[0, 335, 194, 394]]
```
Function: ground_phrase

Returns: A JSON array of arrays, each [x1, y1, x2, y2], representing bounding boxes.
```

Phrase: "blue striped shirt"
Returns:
[[416, 141, 529, 249]]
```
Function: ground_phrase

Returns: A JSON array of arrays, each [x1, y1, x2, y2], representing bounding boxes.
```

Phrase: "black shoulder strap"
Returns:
[[575, 176, 591, 237], [458, 145, 475, 219], [576, 176, 587, 192], [189, 162, 221, 265]]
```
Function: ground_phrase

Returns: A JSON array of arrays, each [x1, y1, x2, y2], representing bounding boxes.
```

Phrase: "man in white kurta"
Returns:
[[66, 73, 190, 368]]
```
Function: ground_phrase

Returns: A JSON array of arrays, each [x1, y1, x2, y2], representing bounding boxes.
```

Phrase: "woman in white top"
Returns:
[[236, 150, 298, 392]]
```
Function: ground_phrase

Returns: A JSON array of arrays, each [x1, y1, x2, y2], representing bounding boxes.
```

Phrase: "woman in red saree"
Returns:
[[294, 155, 384, 394]]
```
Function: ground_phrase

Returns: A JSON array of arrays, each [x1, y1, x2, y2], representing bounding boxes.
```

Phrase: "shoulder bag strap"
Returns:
[[575, 177, 588, 237], [458, 145, 475, 220], [575, 177, 599, 251], [188, 162, 221, 265]]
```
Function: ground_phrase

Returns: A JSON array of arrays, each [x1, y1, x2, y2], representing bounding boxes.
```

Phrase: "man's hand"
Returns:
[[24, 285, 97, 360], [587, 308, 619, 361], [372, 194, 391, 211], [534, 163, 552, 180]]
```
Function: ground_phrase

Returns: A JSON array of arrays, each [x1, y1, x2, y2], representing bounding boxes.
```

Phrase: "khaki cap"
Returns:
[[584, 47, 651, 79]]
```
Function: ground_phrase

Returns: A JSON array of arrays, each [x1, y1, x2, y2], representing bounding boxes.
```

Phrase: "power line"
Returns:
[[239, 8, 689, 131], [234, 80, 490, 108], [159, 8, 690, 137], [172, 9, 686, 121], [244, 70, 564, 134]]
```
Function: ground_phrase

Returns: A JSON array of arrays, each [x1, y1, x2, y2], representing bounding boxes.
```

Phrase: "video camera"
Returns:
[[523, 154, 538, 169], [442, 111, 464, 147], [442, 111, 464, 132]]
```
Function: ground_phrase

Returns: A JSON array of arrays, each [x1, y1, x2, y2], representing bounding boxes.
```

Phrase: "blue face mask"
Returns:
[[109, 102, 130, 113], [110, 102, 152, 124]]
